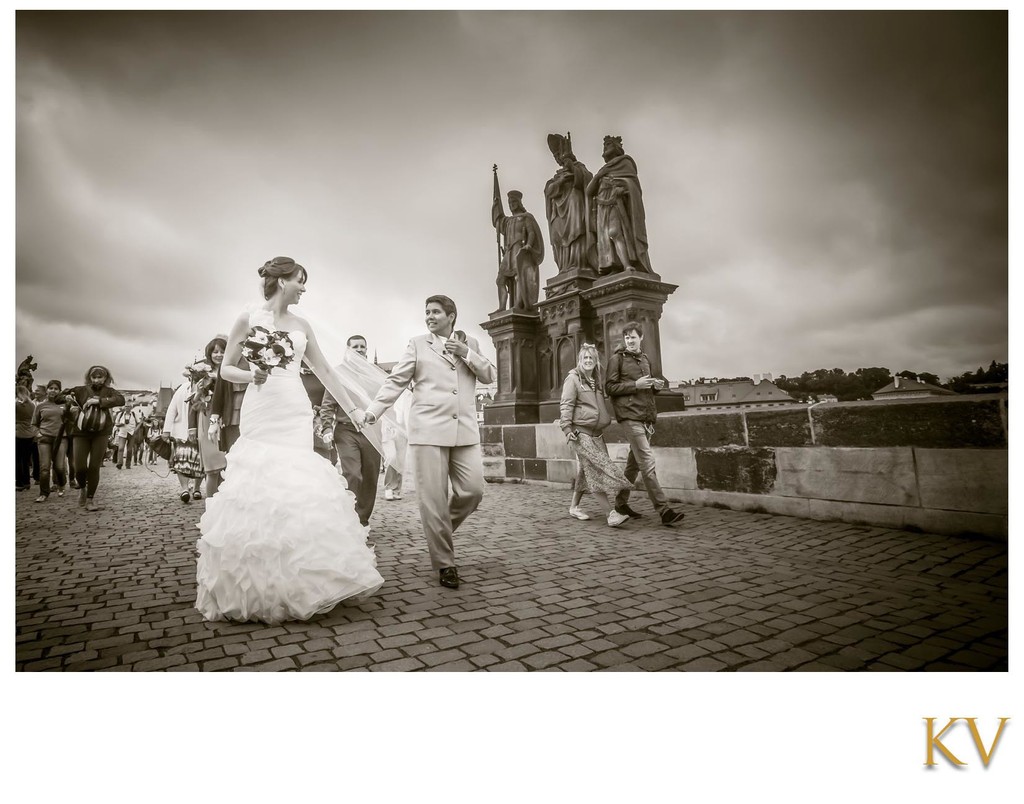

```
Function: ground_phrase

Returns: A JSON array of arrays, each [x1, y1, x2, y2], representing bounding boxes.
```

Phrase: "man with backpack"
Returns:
[[605, 321, 686, 526], [112, 400, 142, 469]]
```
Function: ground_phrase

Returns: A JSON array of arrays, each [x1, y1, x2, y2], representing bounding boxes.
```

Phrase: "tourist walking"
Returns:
[[15, 383, 36, 492], [163, 381, 203, 503], [112, 400, 142, 469], [66, 365, 125, 511], [605, 322, 685, 526], [30, 380, 70, 502], [559, 343, 631, 527]]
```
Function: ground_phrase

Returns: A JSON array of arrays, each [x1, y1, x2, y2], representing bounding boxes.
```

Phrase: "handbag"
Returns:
[[147, 428, 172, 461], [77, 405, 109, 434]]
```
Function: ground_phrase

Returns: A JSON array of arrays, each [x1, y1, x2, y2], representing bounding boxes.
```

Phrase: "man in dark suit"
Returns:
[[319, 335, 381, 527]]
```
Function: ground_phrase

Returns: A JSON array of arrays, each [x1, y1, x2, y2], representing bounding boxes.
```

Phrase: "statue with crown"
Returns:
[[585, 134, 654, 276]]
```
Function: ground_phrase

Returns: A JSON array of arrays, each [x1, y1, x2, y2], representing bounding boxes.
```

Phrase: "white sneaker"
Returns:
[[384, 489, 394, 501], [607, 510, 629, 527], [569, 506, 590, 520]]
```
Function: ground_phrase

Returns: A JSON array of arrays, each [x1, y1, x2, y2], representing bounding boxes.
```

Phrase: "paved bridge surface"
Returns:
[[14, 461, 1008, 672]]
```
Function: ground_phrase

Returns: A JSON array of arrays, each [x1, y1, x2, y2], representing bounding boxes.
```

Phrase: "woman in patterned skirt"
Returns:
[[559, 343, 631, 528]]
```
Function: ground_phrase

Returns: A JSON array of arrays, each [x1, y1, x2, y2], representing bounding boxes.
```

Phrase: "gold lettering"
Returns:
[[925, 718, 965, 766], [964, 718, 1010, 767]]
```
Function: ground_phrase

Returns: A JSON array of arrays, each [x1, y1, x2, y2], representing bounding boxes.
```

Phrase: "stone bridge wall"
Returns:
[[480, 395, 1008, 540]]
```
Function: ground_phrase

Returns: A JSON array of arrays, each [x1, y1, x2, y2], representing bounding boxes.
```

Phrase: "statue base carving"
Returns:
[[543, 266, 598, 300], [480, 309, 542, 425]]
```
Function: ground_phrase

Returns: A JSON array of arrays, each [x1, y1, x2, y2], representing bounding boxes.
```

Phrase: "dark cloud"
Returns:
[[16, 11, 1007, 389]]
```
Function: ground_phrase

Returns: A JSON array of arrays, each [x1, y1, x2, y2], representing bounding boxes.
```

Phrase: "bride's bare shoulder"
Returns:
[[289, 314, 313, 334]]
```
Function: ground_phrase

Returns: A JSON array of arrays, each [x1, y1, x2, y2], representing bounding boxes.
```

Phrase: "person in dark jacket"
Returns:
[[604, 321, 685, 526], [15, 383, 36, 491], [66, 365, 125, 511], [319, 335, 381, 527]]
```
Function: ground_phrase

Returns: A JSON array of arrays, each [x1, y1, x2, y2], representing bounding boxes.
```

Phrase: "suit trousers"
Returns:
[[335, 425, 380, 527], [409, 443, 484, 571]]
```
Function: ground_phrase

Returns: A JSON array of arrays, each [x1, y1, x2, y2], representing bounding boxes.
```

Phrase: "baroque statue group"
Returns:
[[491, 133, 654, 313]]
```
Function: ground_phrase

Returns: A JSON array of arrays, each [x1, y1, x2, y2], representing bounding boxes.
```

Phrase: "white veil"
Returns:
[[312, 347, 404, 459]]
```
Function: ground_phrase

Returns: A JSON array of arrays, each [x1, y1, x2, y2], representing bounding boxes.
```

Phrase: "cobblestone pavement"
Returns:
[[14, 460, 1008, 671]]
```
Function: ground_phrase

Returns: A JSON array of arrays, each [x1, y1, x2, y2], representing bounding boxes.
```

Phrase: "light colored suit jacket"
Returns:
[[368, 332, 495, 447]]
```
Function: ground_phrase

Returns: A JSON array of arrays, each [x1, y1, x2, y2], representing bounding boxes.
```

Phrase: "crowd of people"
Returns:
[[16, 257, 683, 624], [15, 364, 128, 510]]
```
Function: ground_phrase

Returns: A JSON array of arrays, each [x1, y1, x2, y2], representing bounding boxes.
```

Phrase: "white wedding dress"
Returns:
[[195, 309, 384, 623]]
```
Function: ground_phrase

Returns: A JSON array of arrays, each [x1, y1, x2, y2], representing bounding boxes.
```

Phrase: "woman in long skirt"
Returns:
[[559, 343, 631, 528]]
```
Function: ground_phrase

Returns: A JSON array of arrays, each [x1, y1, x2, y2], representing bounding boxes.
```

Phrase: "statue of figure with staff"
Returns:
[[491, 165, 544, 312]]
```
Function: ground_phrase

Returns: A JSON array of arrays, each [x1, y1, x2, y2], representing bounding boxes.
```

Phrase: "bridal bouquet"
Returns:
[[241, 326, 296, 375]]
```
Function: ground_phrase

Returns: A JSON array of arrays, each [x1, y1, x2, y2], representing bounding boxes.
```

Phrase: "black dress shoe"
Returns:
[[661, 508, 686, 526], [615, 504, 643, 519], [439, 567, 460, 589]]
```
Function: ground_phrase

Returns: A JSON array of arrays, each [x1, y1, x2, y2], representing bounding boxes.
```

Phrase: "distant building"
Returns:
[[676, 376, 797, 410], [871, 375, 956, 400], [152, 385, 175, 417]]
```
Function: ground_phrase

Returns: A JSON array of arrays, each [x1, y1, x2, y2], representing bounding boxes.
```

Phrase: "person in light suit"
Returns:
[[361, 295, 495, 588]]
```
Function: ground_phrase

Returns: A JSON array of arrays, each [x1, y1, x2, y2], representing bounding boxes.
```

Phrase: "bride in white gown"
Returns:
[[196, 257, 384, 623]]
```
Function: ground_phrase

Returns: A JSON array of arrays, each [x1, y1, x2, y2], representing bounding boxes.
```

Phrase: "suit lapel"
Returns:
[[427, 333, 457, 366]]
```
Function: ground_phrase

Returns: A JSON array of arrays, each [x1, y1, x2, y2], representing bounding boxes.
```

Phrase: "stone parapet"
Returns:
[[480, 395, 1008, 539]]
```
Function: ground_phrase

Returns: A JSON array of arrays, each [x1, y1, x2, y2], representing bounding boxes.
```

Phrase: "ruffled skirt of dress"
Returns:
[[195, 376, 384, 623]]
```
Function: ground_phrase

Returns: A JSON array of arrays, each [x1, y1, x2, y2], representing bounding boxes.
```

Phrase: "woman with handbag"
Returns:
[[65, 366, 125, 511], [559, 343, 631, 527], [163, 381, 203, 503]]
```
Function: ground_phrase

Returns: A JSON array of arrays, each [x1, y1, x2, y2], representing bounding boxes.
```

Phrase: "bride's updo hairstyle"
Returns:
[[258, 256, 308, 300]]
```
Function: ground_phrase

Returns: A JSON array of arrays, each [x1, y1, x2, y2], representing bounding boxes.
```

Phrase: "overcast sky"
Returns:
[[15, 10, 1007, 391]]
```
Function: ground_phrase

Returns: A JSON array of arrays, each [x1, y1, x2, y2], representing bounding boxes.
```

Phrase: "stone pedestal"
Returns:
[[581, 270, 678, 379], [482, 270, 680, 424], [480, 310, 542, 424], [535, 268, 601, 421]]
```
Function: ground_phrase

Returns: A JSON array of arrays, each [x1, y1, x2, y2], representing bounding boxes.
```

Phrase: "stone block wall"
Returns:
[[480, 395, 1008, 540]]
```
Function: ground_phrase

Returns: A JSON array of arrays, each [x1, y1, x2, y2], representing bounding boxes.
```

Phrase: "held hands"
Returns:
[[319, 428, 334, 447], [207, 418, 221, 443], [566, 430, 580, 442], [348, 409, 368, 429], [187, 427, 198, 446]]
